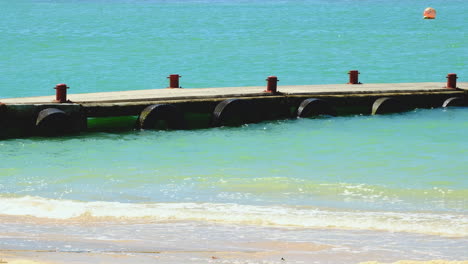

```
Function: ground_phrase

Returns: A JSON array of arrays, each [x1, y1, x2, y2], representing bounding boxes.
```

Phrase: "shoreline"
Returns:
[[2, 251, 468, 264], [1, 214, 467, 264]]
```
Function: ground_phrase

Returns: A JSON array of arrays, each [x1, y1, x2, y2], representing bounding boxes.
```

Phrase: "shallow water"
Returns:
[[0, 0, 467, 263], [1, 108, 468, 214]]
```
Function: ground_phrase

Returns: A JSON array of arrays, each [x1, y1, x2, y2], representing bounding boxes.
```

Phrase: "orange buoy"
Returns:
[[423, 7, 436, 19]]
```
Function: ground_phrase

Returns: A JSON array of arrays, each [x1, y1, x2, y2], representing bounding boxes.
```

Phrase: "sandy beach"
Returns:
[[2, 250, 468, 264]]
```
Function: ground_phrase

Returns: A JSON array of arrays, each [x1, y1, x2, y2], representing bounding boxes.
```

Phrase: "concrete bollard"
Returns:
[[167, 74, 182, 88], [264, 76, 279, 93], [54, 83, 69, 103], [348, 70, 361, 84], [446, 73, 458, 89]]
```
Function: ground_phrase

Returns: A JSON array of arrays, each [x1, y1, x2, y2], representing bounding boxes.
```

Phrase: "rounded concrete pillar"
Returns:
[[442, 97, 466, 107], [0, 104, 6, 138], [138, 104, 186, 130], [371, 97, 405, 115], [36, 108, 72, 136], [211, 99, 254, 127], [297, 98, 336, 118], [0, 103, 6, 121]]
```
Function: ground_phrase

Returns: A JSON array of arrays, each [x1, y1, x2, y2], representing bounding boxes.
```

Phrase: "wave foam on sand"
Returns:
[[1, 252, 467, 264], [360, 261, 468, 264], [1, 196, 466, 237]]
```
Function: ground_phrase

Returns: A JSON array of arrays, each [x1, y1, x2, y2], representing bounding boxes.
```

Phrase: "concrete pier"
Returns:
[[1, 81, 467, 138]]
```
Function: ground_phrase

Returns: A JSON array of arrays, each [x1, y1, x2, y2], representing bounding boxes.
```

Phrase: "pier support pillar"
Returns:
[[297, 98, 337, 118], [446, 73, 458, 89], [265, 76, 279, 93], [212, 99, 257, 127], [348, 70, 361, 84], [138, 104, 186, 130], [54, 83, 69, 103], [0, 104, 6, 139], [36, 108, 72, 136], [167, 74, 181, 88], [372, 97, 406, 115], [0, 103, 5, 117], [442, 97, 466, 107]]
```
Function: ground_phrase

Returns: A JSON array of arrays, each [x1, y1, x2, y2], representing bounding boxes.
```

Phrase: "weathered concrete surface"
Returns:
[[0, 104, 86, 138], [1, 82, 466, 105]]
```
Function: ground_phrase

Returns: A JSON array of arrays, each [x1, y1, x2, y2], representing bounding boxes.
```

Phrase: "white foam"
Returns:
[[0, 196, 466, 237]]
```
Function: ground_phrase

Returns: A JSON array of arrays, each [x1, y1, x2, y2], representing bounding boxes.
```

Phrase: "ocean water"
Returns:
[[0, 0, 467, 263]]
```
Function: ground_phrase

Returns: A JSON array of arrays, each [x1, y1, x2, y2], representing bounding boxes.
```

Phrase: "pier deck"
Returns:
[[1, 82, 466, 138], [2, 82, 467, 105]]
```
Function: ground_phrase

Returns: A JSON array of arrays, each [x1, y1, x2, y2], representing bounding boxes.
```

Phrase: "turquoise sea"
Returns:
[[0, 0, 467, 263]]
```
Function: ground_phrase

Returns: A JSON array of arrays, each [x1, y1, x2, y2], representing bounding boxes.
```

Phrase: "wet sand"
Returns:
[[1, 216, 467, 264], [360, 261, 468, 264], [2, 249, 467, 264]]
